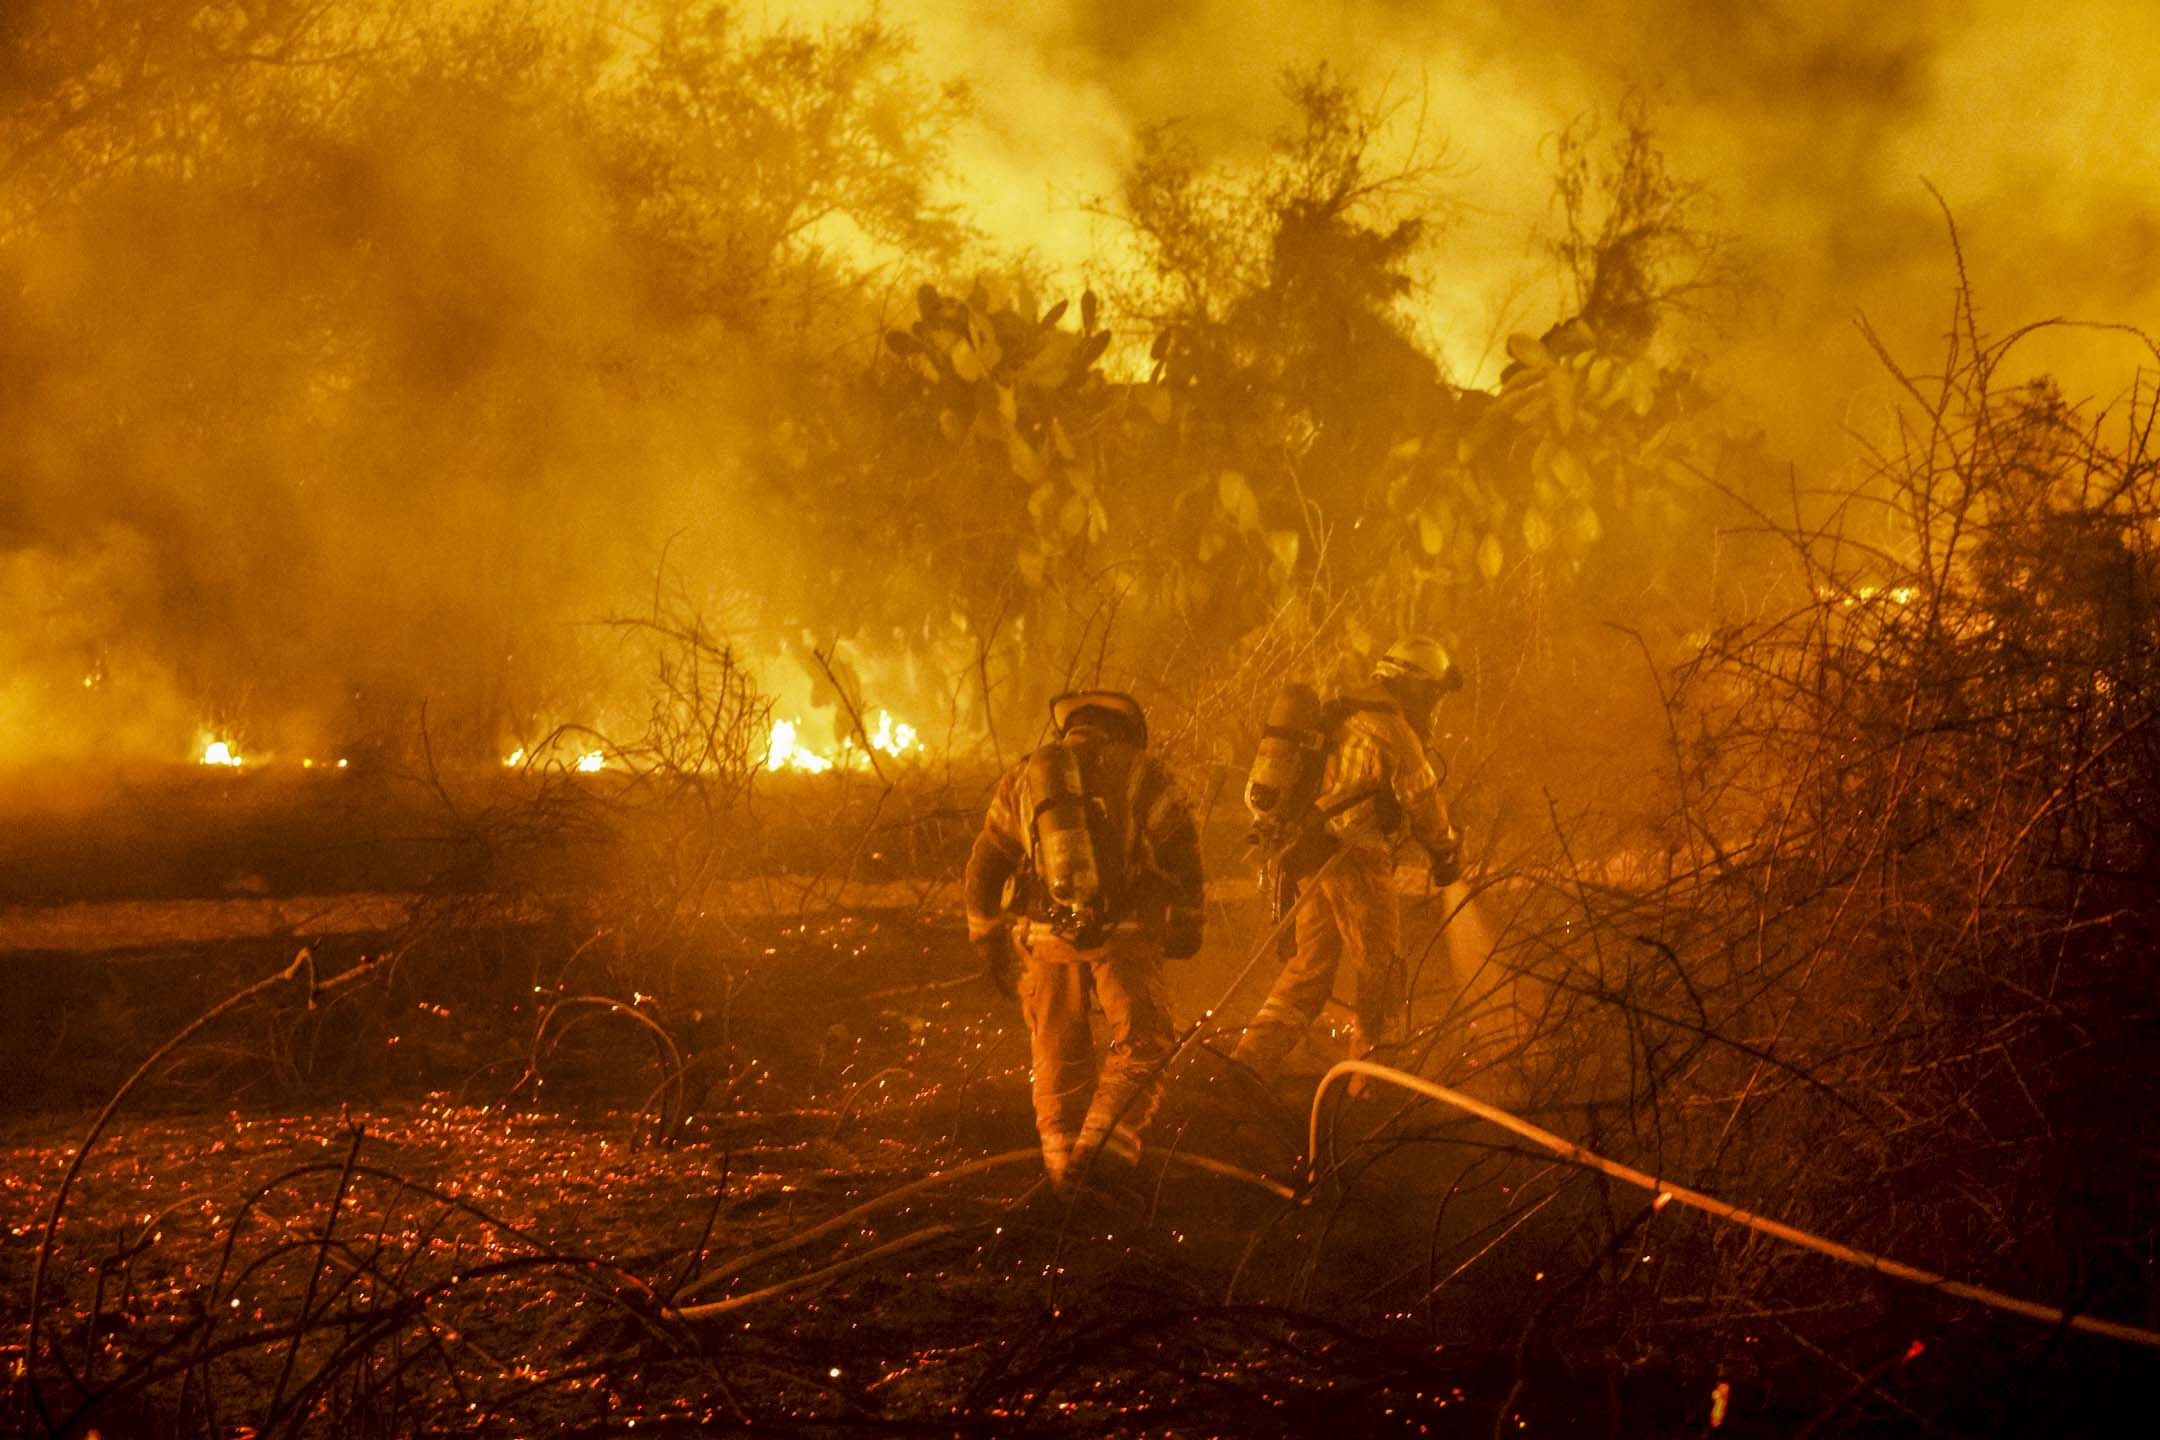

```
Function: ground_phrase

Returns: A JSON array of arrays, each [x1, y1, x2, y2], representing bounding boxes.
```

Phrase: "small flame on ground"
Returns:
[[498, 712, 920, 777], [499, 745, 605, 772], [865, 711, 921, 758], [767, 718, 834, 773], [1816, 583, 1920, 607], [765, 711, 922, 774], [200, 739, 242, 767]]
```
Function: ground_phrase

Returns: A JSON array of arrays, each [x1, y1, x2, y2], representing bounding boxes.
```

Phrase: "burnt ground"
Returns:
[[0, 929, 1560, 1436], [3, 774, 2153, 1437]]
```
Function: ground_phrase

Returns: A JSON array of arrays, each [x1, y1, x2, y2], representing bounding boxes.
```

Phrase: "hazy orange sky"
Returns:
[[776, 0, 2158, 440], [8, 0, 2156, 768]]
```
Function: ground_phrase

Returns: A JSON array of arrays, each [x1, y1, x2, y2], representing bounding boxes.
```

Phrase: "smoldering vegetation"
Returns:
[[5, 2, 2160, 1436], [0, 0, 971, 768]]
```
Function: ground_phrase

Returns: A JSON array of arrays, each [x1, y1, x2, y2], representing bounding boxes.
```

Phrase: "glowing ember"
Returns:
[[200, 739, 242, 767], [575, 751, 606, 773], [504, 747, 526, 768]]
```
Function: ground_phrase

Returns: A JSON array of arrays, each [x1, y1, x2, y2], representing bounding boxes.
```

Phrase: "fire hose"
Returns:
[[1306, 1059, 2160, 1352]]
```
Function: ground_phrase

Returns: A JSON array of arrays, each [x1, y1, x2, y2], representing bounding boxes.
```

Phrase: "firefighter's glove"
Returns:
[[973, 927, 1019, 1000], [1428, 831, 1464, 889], [1163, 905, 1205, 960]]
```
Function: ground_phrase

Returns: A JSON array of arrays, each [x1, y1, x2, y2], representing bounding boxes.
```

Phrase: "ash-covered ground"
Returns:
[[0, 956, 1529, 1437], [0, 771, 1555, 1437], [3, 771, 2153, 1438]]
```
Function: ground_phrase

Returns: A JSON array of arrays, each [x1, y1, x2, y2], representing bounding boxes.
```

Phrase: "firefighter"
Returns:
[[1231, 636, 1464, 1082], [964, 691, 1206, 1184]]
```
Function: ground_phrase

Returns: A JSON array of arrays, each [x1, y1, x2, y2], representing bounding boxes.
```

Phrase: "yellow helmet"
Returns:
[[1372, 635, 1462, 695]]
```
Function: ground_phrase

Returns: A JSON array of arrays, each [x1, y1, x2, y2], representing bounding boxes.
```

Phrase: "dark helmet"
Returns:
[[1049, 690, 1148, 747]]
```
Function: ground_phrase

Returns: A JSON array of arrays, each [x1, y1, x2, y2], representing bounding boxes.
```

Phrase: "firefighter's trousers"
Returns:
[[1231, 845, 1402, 1081], [1017, 927, 1175, 1178]]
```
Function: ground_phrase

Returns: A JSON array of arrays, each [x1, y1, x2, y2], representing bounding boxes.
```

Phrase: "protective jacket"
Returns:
[[1313, 684, 1452, 858], [963, 723, 1204, 947], [963, 720, 1204, 1181], [1233, 685, 1454, 1080]]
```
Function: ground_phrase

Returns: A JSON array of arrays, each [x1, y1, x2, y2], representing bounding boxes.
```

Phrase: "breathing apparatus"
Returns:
[[1023, 742, 1108, 947], [1010, 691, 1145, 948]]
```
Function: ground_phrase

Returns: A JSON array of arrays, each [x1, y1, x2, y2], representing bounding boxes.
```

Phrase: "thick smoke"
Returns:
[[0, 2, 941, 772], [889, 0, 2160, 436], [0, 97, 726, 766], [4, 0, 2154, 770]]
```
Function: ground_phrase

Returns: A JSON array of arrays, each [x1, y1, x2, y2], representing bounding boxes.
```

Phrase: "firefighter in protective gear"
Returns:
[[1231, 636, 1463, 1081], [965, 691, 1206, 1184]]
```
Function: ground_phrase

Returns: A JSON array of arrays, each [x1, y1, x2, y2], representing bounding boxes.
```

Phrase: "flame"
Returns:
[[865, 710, 921, 758], [498, 744, 605, 772], [763, 710, 922, 774], [494, 710, 922, 778], [200, 739, 242, 767], [766, 718, 835, 773], [1815, 582, 1921, 608]]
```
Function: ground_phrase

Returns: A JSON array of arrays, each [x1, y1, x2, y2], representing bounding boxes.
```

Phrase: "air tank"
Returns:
[[1026, 742, 1102, 913], [1245, 681, 1324, 823]]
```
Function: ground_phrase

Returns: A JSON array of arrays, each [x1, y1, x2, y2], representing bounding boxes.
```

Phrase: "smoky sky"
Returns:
[[0, 24, 784, 771], [882, 0, 2160, 423], [4, 0, 2157, 771]]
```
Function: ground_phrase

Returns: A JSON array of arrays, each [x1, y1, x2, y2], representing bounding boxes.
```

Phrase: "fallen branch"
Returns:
[[666, 1224, 960, 1321], [672, 1148, 1038, 1303], [22, 947, 387, 1425]]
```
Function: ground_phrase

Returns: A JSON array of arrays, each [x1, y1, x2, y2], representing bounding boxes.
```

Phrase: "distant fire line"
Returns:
[[488, 711, 924, 775], [765, 711, 921, 774], [196, 737, 349, 770]]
